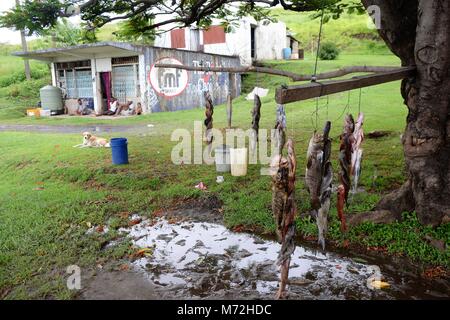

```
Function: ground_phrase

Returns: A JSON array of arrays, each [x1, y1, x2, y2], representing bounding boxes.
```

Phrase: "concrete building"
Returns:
[[154, 18, 300, 66], [14, 42, 241, 114]]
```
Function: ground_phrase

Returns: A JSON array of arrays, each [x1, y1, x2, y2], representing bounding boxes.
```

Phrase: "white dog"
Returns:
[[73, 132, 110, 148]]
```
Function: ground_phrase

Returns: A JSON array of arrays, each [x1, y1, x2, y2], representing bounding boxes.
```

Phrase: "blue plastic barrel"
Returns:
[[282, 48, 292, 60], [110, 138, 129, 165]]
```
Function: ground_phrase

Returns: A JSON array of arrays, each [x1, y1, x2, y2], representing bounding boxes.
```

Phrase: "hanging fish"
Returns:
[[305, 121, 332, 249], [250, 94, 262, 155], [337, 114, 355, 231], [204, 91, 214, 145], [336, 185, 347, 232], [271, 138, 297, 299], [305, 131, 323, 210], [273, 104, 287, 156], [317, 121, 332, 250], [351, 113, 364, 193], [252, 94, 262, 139]]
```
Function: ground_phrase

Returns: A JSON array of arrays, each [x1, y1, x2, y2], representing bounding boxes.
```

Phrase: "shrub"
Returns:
[[9, 86, 20, 97], [319, 42, 340, 60]]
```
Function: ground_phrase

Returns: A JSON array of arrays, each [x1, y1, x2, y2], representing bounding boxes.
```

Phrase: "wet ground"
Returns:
[[80, 211, 450, 300], [0, 124, 153, 135]]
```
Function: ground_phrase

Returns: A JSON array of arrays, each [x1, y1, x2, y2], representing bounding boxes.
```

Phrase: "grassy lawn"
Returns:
[[1, 53, 449, 299]]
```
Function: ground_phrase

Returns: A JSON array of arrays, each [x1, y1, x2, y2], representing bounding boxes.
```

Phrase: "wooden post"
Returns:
[[227, 73, 234, 128]]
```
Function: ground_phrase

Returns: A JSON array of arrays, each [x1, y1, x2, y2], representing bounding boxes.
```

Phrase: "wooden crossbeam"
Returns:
[[154, 64, 406, 82], [275, 67, 416, 104]]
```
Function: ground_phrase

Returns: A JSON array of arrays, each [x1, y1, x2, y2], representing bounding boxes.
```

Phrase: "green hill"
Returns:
[[270, 8, 390, 55]]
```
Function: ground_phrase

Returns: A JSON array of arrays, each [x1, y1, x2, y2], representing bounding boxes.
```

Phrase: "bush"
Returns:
[[319, 42, 340, 60], [0, 67, 50, 88]]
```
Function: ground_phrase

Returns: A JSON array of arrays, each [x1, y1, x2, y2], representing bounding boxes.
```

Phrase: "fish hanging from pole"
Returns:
[[337, 114, 355, 231], [204, 91, 214, 145], [273, 104, 287, 156], [305, 121, 332, 249], [351, 113, 364, 193], [270, 138, 297, 299], [250, 94, 262, 155]]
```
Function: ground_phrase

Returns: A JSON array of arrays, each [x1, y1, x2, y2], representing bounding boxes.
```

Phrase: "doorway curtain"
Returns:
[[101, 72, 112, 110]]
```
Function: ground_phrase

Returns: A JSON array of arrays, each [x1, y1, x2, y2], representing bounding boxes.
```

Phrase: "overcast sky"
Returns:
[[0, 0, 24, 44], [0, 0, 80, 44]]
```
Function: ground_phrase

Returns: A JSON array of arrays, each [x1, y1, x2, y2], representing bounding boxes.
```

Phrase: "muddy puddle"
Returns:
[[112, 216, 449, 300]]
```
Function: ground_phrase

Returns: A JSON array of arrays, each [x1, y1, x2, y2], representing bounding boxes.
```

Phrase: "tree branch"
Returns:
[[154, 64, 407, 81]]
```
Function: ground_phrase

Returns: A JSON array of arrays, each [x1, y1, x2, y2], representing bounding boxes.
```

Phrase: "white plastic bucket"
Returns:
[[230, 148, 248, 176], [215, 145, 231, 173]]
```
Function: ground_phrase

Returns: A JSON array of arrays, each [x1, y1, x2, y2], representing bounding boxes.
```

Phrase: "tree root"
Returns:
[[375, 180, 415, 215], [348, 181, 414, 227]]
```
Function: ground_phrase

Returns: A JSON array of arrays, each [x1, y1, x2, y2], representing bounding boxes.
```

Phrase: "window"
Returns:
[[75, 70, 92, 98], [55, 60, 93, 99], [112, 65, 136, 102]]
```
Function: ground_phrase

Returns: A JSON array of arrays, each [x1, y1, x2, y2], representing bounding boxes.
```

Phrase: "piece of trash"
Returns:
[[353, 257, 368, 264], [86, 222, 92, 228], [368, 279, 390, 290], [246, 87, 269, 100], [34, 181, 44, 191], [95, 225, 104, 233], [134, 247, 153, 258], [119, 264, 130, 271], [216, 176, 224, 183], [97, 264, 103, 270], [128, 218, 142, 226], [147, 124, 155, 128], [195, 182, 207, 190]]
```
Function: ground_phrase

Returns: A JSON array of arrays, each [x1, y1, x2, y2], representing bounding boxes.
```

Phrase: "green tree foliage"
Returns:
[[46, 19, 97, 47], [113, 14, 155, 45], [0, 1, 364, 39]]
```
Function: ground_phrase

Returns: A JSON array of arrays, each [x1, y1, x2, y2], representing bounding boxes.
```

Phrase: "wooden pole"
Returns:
[[154, 64, 410, 82], [275, 67, 416, 104], [227, 73, 233, 128]]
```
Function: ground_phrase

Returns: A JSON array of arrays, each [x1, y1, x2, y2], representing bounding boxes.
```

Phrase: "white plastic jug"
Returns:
[[230, 148, 248, 176]]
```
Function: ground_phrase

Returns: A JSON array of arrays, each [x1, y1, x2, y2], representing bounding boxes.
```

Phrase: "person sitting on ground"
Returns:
[[115, 101, 134, 116], [135, 102, 143, 115], [103, 98, 118, 115], [76, 98, 93, 116]]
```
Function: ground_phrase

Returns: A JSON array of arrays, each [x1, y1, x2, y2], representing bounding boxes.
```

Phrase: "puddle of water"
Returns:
[[114, 217, 450, 300]]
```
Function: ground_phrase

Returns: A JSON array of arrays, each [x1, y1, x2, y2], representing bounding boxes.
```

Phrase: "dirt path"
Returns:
[[0, 124, 152, 134]]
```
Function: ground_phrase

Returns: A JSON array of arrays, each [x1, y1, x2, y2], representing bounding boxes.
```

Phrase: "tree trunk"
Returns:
[[15, 0, 31, 81], [362, 0, 450, 226]]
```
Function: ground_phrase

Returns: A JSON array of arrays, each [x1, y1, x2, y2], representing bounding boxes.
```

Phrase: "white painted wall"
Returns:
[[50, 63, 57, 86], [153, 18, 288, 66], [96, 57, 112, 72], [202, 19, 252, 66], [255, 22, 287, 60], [91, 58, 102, 114], [138, 54, 147, 113]]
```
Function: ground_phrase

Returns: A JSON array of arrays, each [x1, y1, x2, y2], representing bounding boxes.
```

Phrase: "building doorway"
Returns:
[[250, 25, 256, 59]]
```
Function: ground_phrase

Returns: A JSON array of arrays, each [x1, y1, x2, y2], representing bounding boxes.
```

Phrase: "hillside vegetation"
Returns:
[[271, 8, 390, 55]]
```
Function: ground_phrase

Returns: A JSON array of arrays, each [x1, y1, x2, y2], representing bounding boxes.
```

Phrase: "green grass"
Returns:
[[0, 54, 449, 299], [271, 8, 390, 54]]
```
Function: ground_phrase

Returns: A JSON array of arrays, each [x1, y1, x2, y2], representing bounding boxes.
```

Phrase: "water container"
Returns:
[[230, 148, 248, 177], [282, 48, 292, 60], [215, 145, 231, 172], [110, 138, 129, 165], [40, 85, 63, 114]]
